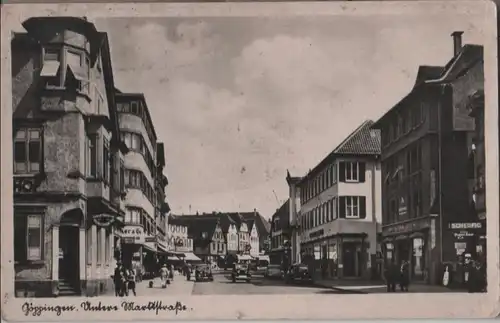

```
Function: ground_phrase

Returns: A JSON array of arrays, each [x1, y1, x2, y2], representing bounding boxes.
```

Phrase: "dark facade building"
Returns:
[[372, 31, 484, 285], [269, 200, 291, 265], [12, 17, 128, 297]]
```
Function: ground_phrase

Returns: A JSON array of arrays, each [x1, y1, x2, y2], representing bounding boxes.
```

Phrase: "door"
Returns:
[[59, 225, 80, 287], [342, 243, 357, 277]]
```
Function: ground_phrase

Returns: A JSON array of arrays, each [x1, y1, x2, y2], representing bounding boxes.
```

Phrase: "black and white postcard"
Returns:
[[1, 1, 499, 320]]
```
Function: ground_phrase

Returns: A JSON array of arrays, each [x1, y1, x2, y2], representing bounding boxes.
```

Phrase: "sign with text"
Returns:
[[119, 226, 145, 244], [448, 222, 483, 230], [383, 218, 431, 235]]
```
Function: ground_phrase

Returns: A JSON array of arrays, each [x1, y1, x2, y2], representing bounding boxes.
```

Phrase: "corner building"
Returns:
[[12, 17, 127, 297], [298, 121, 382, 280]]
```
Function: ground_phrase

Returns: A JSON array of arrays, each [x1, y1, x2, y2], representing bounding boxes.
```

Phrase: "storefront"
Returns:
[[447, 220, 486, 261], [119, 225, 145, 271], [301, 232, 370, 279], [381, 217, 432, 283]]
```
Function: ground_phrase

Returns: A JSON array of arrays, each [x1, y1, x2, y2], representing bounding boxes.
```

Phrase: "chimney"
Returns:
[[451, 31, 464, 56]]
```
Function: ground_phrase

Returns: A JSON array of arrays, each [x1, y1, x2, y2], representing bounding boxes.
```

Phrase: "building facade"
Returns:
[[248, 221, 260, 257], [12, 17, 128, 297], [372, 32, 485, 285], [268, 200, 290, 265], [115, 91, 161, 274], [167, 217, 193, 254], [298, 121, 382, 280]]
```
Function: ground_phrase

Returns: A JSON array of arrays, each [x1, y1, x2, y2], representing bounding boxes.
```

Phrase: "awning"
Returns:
[[237, 254, 253, 261], [183, 253, 201, 262], [40, 61, 60, 77], [157, 244, 168, 253], [142, 243, 157, 253]]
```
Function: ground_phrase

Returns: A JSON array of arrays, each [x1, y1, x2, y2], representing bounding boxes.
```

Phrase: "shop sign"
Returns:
[[452, 231, 475, 240], [448, 222, 483, 230], [145, 236, 156, 243], [119, 226, 145, 244], [309, 229, 324, 239], [398, 197, 407, 216], [383, 218, 431, 235]]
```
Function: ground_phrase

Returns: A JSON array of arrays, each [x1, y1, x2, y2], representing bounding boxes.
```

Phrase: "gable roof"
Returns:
[[333, 120, 381, 155], [171, 215, 219, 243], [426, 45, 483, 84], [246, 219, 255, 232], [298, 120, 380, 185], [413, 65, 445, 88]]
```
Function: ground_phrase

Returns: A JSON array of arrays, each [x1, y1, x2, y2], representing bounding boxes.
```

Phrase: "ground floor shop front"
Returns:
[[301, 233, 374, 280], [13, 197, 123, 297]]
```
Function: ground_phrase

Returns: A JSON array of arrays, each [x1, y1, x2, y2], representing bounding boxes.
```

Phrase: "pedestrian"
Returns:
[[127, 267, 137, 296], [467, 260, 486, 293], [384, 261, 397, 292], [113, 262, 126, 297], [399, 261, 410, 292], [159, 264, 169, 289], [169, 264, 174, 281]]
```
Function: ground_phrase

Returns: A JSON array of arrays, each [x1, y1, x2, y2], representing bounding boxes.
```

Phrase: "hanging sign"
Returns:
[[398, 196, 407, 216], [119, 226, 145, 244]]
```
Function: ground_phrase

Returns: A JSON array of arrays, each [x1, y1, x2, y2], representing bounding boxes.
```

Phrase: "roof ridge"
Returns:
[[332, 119, 373, 154]]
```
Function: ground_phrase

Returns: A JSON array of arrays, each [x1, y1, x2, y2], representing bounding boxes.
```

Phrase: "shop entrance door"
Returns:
[[342, 242, 359, 277], [396, 239, 411, 265], [59, 225, 80, 290]]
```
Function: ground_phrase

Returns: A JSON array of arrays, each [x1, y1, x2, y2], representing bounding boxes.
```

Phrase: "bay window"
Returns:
[[14, 127, 42, 174], [41, 47, 61, 87], [14, 213, 43, 262]]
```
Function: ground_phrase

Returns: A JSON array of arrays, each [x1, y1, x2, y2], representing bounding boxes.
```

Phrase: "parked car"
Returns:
[[284, 263, 314, 284], [231, 262, 252, 283], [194, 264, 214, 282], [264, 264, 283, 279]]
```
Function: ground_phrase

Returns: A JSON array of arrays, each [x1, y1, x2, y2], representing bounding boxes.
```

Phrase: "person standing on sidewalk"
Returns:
[[127, 267, 137, 296], [399, 260, 410, 292], [159, 264, 169, 288], [113, 262, 127, 297], [384, 261, 397, 292]]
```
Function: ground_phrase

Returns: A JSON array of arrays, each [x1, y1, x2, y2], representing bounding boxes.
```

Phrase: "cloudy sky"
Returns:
[[94, 12, 485, 218]]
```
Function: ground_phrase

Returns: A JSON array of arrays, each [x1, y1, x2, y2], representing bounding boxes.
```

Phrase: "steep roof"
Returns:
[[413, 65, 445, 88], [171, 215, 219, 243], [247, 219, 255, 232], [432, 45, 483, 83], [298, 120, 381, 185], [332, 120, 381, 155]]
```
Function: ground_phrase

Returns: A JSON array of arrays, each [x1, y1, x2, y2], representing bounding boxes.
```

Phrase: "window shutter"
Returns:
[[359, 163, 366, 182], [339, 162, 346, 182], [359, 196, 367, 219], [339, 197, 346, 218]]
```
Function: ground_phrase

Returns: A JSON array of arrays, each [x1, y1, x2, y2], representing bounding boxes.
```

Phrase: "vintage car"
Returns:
[[264, 264, 284, 279], [231, 263, 252, 283], [193, 264, 214, 282], [284, 263, 314, 284]]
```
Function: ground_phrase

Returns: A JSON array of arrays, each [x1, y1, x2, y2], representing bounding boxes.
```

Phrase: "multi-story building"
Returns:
[[298, 120, 382, 280], [154, 142, 170, 254], [372, 31, 484, 284], [167, 216, 193, 254], [268, 200, 290, 265], [239, 210, 271, 255], [467, 89, 486, 258], [115, 91, 160, 273], [247, 220, 260, 257], [12, 17, 128, 297], [228, 213, 251, 254]]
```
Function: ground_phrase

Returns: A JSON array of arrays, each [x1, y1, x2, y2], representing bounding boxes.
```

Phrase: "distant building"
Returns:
[[268, 200, 291, 265], [372, 31, 484, 285], [298, 120, 382, 280], [167, 216, 193, 254]]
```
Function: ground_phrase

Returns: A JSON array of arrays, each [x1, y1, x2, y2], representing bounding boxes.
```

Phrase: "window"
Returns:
[[14, 128, 42, 174], [14, 214, 43, 262], [87, 134, 97, 177], [67, 50, 82, 68], [339, 196, 366, 219], [103, 139, 110, 184], [339, 162, 365, 182], [120, 160, 125, 192], [131, 101, 139, 115], [42, 48, 61, 86]]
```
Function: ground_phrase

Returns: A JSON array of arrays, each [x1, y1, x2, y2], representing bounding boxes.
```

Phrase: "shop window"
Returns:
[[14, 214, 43, 262], [14, 127, 42, 174]]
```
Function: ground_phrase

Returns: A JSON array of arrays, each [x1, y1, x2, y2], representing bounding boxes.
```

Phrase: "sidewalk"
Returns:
[[134, 275, 194, 296], [313, 279, 467, 294]]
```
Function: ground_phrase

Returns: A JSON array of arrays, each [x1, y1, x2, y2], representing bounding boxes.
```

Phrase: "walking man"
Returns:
[[127, 267, 137, 296]]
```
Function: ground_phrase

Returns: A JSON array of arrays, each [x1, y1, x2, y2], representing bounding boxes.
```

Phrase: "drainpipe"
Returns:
[[438, 85, 446, 266]]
